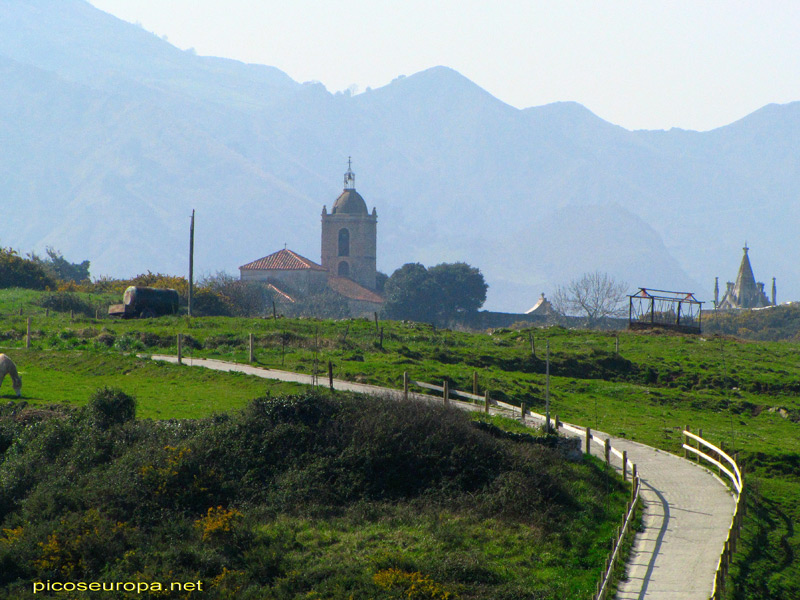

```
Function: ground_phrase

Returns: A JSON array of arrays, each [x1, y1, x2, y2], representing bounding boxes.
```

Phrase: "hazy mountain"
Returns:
[[1, 0, 797, 311]]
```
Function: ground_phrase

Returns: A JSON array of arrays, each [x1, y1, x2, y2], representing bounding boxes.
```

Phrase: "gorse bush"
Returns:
[[87, 387, 136, 429]]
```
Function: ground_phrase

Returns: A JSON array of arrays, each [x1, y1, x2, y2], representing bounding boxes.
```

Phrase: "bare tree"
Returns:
[[552, 271, 628, 326]]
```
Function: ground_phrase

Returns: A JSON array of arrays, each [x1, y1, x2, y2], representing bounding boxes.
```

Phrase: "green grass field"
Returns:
[[2, 289, 799, 598]]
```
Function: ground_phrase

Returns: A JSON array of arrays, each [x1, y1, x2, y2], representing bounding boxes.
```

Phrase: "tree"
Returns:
[[38, 248, 91, 283], [382, 263, 438, 322], [552, 271, 628, 326], [0, 247, 55, 290], [382, 262, 488, 325], [428, 262, 488, 323]]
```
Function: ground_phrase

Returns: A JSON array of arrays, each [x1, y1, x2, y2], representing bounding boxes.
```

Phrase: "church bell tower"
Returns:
[[321, 159, 378, 289]]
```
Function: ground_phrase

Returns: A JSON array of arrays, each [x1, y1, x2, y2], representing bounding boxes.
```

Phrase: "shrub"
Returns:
[[37, 292, 95, 317], [87, 387, 136, 429]]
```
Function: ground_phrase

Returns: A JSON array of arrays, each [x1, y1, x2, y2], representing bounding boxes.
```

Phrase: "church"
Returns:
[[238, 160, 384, 315], [715, 245, 775, 309]]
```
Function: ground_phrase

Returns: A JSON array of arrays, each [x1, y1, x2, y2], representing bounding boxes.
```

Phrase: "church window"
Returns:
[[338, 261, 350, 277], [338, 228, 350, 256]]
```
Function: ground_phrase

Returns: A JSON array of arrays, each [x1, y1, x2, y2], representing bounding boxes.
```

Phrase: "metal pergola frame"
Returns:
[[628, 288, 703, 333]]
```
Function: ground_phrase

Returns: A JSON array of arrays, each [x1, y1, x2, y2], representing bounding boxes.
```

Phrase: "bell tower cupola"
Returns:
[[321, 158, 378, 289]]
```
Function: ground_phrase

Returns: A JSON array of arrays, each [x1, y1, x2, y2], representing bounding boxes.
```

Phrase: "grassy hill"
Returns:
[[0, 388, 627, 599], [2, 288, 799, 598]]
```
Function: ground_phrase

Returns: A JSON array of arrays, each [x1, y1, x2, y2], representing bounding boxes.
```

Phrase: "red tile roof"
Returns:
[[327, 277, 384, 304], [239, 249, 326, 271]]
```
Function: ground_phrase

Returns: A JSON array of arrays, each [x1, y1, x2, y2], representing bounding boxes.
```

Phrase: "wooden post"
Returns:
[[403, 371, 409, 400], [443, 380, 449, 405], [249, 333, 254, 363], [545, 340, 551, 432], [177, 333, 182, 364], [484, 390, 489, 413], [70, 309, 74, 320], [272, 301, 277, 319], [521, 402, 526, 418], [26, 317, 31, 349], [604, 438, 610, 464], [18, 307, 23, 316], [328, 361, 334, 390], [698, 428, 703, 462], [615, 335, 619, 354], [46, 308, 49, 317], [622, 450, 628, 481], [555, 414, 560, 430], [472, 371, 478, 395], [684, 425, 690, 458], [586, 427, 591, 454], [95, 308, 99, 319], [529, 331, 535, 357]]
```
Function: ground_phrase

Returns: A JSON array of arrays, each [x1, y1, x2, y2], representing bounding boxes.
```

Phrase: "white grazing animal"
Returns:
[[0, 354, 22, 397]]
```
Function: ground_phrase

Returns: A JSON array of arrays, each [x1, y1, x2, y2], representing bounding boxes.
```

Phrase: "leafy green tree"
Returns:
[[382, 263, 438, 322], [0, 247, 55, 290], [429, 262, 488, 322], [38, 248, 91, 283], [383, 262, 487, 324]]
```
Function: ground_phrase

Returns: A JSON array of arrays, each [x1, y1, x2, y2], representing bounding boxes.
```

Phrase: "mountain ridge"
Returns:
[[2, 1, 797, 311]]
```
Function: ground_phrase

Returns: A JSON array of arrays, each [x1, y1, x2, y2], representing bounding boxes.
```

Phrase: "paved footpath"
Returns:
[[151, 355, 736, 600]]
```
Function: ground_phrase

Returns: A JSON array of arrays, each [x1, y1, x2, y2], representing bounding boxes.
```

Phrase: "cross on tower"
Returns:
[[343, 156, 355, 189]]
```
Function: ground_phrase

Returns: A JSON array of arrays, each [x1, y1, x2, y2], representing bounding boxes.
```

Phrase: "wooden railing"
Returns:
[[406, 375, 641, 600], [682, 429, 745, 600]]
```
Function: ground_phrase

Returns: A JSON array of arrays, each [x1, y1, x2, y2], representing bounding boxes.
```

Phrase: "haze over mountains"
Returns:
[[2, 0, 798, 311]]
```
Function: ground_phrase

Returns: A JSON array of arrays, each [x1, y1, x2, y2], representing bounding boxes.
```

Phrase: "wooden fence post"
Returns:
[[443, 380, 449, 405], [604, 438, 610, 465], [403, 371, 409, 400], [328, 361, 334, 390], [697, 428, 703, 462], [26, 317, 31, 349], [521, 402, 526, 418], [555, 414, 560, 430], [484, 390, 489, 413], [177, 333, 182, 365], [684, 425, 690, 458], [473, 371, 478, 395], [249, 333, 254, 363], [622, 450, 628, 481], [586, 427, 591, 454]]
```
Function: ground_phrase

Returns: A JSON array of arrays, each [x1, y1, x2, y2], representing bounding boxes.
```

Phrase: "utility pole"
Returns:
[[188, 209, 195, 317]]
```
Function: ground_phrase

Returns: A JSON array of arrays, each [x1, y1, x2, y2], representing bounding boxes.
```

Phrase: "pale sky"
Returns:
[[89, 0, 800, 131]]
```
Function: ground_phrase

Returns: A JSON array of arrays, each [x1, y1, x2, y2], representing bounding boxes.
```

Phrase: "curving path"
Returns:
[[150, 355, 736, 600]]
